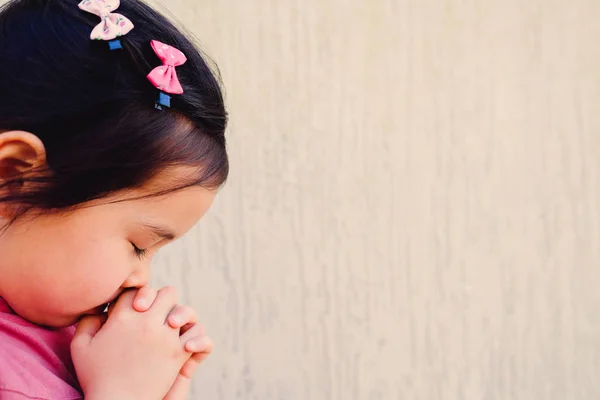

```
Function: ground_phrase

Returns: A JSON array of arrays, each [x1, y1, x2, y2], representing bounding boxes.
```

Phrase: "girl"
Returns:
[[0, 0, 228, 399]]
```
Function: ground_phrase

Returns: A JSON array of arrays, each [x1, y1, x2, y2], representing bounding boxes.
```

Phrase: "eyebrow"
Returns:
[[140, 222, 176, 241]]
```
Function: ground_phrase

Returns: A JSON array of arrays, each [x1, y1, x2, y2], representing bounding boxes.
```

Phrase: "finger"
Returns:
[[109, 289, 138, 314], [162, 374, 192, 400], [166, 305, 197, 329], [179, 345, 212, 379], [180, 321, 204, 336], [180, 358, 202, 379], [190, 350, 211, 364], [147, 286, 178, 322], [132, 286, 157, 312], [72, 314, 107, 347], [185, 335, 214, 354], [179, 324, 205, 346]]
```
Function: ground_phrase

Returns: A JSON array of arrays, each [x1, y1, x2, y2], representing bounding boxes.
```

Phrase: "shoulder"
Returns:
[[0, 317, 82, 400]]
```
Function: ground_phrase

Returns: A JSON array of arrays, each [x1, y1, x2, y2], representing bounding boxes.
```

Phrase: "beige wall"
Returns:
[[149, 1, 600, 399], [150, 1, 600, 399], [3, 0, 599, 398]]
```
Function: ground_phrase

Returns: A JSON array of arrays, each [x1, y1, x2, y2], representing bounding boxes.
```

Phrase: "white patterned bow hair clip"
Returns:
[[78, 0, 134, 50]]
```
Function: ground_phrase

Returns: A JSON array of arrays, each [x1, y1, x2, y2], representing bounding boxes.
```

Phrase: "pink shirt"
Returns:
[[0, 298, 82, 400]]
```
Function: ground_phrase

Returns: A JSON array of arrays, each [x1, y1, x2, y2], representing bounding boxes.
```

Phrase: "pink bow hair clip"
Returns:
[[78, 0, 134, 50], [147, 40, 187, 110]]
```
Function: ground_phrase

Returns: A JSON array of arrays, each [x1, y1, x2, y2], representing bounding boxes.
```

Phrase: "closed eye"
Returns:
[[131, 243, 148, 260]]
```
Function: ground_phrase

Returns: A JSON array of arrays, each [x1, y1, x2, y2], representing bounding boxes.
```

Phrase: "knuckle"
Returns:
[[143, 286, 157, 296], [160, 285, 178, 301], [180, 305, 194, 316], [138, 319, 159, 339], [122, 288, 138, 298], [136, 286, 149, 297], [161, 285, 176, 294], [170, 342, 186, 360], [115, 290, 135, 304], [111, 311, 132, 326]]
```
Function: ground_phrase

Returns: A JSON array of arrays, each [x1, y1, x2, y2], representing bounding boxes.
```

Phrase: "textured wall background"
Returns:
[[145, 1, 600, 399], [3, 0, 597, 398], [149, 0, 600, 399]]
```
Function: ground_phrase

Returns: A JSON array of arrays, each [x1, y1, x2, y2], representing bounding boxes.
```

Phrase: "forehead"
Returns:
[[134, 169, 216, 228], [100, 166, 217, 235], [132, 186, 215, 230]]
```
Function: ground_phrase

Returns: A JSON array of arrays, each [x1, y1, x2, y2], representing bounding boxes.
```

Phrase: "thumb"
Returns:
[[72, 314, 107, 346]]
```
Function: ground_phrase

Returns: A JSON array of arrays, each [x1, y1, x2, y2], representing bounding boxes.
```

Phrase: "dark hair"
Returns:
[[0, 0, 228, 218]]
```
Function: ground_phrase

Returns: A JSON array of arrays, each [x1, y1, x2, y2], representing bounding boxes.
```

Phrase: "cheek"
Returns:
[[64, 234, 131, 279], [1, 221, 135, 326], [27, 226, 132, 303], [0, 203, 142, 326]]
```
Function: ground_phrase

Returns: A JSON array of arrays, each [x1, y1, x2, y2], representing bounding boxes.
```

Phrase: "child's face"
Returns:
[[0, 167, 217, 327]]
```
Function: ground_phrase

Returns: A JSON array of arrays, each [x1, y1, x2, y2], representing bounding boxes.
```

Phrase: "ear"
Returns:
[[0, 131, 47, 181]]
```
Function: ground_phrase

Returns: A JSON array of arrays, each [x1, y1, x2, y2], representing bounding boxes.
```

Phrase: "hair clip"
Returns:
[[147, 40, 187, 110], [78, 0, 134, 50]]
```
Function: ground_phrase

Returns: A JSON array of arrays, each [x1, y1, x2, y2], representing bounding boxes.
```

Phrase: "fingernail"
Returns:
[[136, 299, 147, 309], [170, 315, 182, 326]]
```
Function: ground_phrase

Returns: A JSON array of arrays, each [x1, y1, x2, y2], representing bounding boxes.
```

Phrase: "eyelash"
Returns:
[[131, 243, 148, 260]]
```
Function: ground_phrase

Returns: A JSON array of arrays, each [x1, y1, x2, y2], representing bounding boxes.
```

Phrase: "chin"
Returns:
[[5, 305, 75, 329], [33, 315, 80, 329], [20, 308, 91, 329], [47, 304, 109, 328], [7, 298, 106, 329]]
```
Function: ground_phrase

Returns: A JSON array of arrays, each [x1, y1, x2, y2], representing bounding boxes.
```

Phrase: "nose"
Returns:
[[122, 263, 150, 289]]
